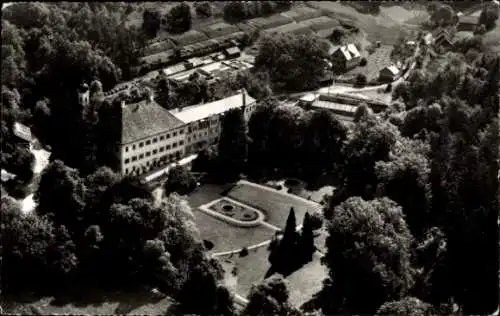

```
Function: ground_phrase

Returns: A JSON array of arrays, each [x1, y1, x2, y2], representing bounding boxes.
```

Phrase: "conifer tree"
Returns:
[[301, 212, 315, 263]]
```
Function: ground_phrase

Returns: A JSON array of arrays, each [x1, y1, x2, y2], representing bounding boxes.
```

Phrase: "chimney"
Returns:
[[241, 88, 246, 108]]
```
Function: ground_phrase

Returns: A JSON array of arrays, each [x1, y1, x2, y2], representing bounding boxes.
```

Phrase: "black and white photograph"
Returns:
[[1, 1, 499, 315]]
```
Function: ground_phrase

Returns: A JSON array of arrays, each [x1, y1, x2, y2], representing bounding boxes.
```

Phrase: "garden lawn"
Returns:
[[483, 17, 500, 53], [221, 246, 272, 297], [286, 255, 328, 308], [227, 182, 322, 228], [193, 209, 275, 253]]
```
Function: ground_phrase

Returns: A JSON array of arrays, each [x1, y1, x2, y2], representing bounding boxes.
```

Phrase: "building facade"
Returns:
[[119, 90, 256, 177]]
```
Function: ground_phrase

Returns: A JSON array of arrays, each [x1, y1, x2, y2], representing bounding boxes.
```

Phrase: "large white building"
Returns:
[[119, 90, 256, 176]]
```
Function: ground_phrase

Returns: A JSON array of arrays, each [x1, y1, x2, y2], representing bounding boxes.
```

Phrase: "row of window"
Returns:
[[125, 129, 184, 152], [124, 151, 182, 175], [124, 141, 184, 164]]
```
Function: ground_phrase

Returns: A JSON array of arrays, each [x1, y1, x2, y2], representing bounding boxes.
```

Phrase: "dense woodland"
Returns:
[[1, 2, 499, 316]]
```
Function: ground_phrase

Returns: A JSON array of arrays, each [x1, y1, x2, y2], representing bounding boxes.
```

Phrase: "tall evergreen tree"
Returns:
[[278, 207, 299, 273], [300, 212, 315, 263], [217, 108, 248, 181]]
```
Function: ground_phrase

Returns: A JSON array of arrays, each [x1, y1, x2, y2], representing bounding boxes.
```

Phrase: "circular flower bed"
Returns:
[[240, 210, 258, 222]]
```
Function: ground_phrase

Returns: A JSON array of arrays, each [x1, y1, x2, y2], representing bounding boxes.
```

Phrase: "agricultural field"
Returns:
[[196, 21, 241, 39], [306, 1, 425, 45], [169, 29, 209, 46], [281, 6, 324, 22]]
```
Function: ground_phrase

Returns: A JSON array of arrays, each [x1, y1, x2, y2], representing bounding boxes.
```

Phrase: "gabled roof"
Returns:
[[170, 90, 256, 124], [13, 122, 32, 142], [333, 44, 361, 61], [381, 65, 400, 76], [121, 98, 185, 144], [458, 15, 478, 24], [225, 46, 241, 55]]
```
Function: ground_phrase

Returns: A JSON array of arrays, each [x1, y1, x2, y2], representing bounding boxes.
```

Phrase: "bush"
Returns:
[[354, 74, 367, 88], [360, 58, 367, 66], [309, 212, 324, 231], [239, 247, 249, 257]]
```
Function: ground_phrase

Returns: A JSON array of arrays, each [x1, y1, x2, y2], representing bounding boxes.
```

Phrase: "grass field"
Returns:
[[227, 182, 322, 228], [342, 44, 394, 82], [286, 255, 327, 308], [193, 209, 275, 253], [307, 1, 422, 45]]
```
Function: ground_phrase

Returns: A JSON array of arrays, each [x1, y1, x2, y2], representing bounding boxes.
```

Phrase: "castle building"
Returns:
[[119, 89, 256, 177]]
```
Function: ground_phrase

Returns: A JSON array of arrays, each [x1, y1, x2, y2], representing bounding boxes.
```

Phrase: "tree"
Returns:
[[478, 4, 500, 31], [243, 274, 300, 316], [338, 116, 399, 203], [166, 3, 192, 34], [35, 160, 86, 233], [302, 109, 347, 181], [223, 2, 247, 23], [376, 297, 433, 316], [300, 212, 315, 263], [194, 2, 212, 19], [217, 108, 248, 181], [164, 165, 197, 196], [273, 207, 300, 274], [429, 4, 456, 27], [375, 137, 431, 237], [321, 197, 415, 314], [328, 28, 346, 45], [142, 9, 161, 38], [255, 33, 329, 91], [354, 73, 367, 88]]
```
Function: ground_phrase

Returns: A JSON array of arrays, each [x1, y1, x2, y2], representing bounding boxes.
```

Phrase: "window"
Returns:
[[146, 140, 151, 145], [132, 156, 137, 162], [179, 140, 184, 146], [153, 138, 158, 143], [125, 158, 130, 164], [139, 154, 144, 159], [153, 149, 157, 154], [132, 144, 136, 150], [166, 133, 170, 139], [179, 129, 184, 134], [146, 161, 150, 166], [166, 145, 171, 150], [173, 132, 177, 137], [125, 168, 128, 174], [173, 142, 177, 148], [146, 151, 151, 157], [139, 142, 144, 148], [160, 136, 164, 141], [125, 147, 129, 152], [188, 137, 191, 142], [159, 147, 164, 152]]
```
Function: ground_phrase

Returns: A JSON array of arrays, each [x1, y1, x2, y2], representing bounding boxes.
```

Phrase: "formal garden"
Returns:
[[184, 179, 328, 309]]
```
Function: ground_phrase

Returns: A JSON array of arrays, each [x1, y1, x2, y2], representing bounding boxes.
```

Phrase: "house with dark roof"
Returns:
[[330, 43, 361, 71], [457, 15, 478, 32], [224, 46, 241, 59], [119, 95, 186, 176], [119, 90, 257, 176], [379, 65, 400, 83]]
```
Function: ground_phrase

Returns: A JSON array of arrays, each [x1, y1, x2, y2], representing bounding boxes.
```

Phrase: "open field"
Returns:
[[220, 247, 327, 308], [342, 45, 394, 82], [2, 287, 173, 315], [306, 1, 423, 45], [227, 182, 321, 228]]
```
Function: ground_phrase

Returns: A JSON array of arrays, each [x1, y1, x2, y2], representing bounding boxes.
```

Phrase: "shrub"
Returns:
[[360, 58, 367, 66], [354, 74, 367, 88], [239, 247, 249, 257]]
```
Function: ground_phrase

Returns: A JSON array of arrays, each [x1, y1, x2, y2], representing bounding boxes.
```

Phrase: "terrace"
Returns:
[[169, 29, 209, 46], [198, 21, 241, 39], [281, 6, 323, 22], [261, 22, 315, 36], [245, 14, 294, 30]]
